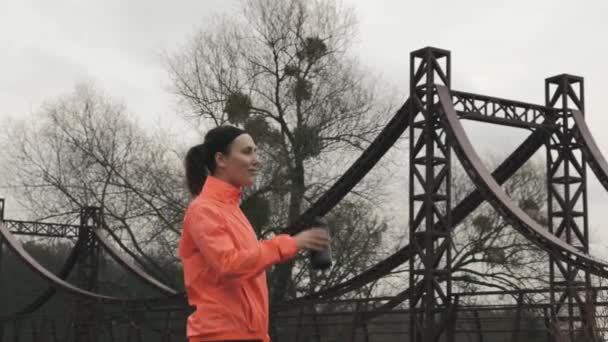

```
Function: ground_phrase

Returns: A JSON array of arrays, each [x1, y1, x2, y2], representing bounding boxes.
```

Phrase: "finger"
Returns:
[[309, 231, 329, 240], [313, 235, 330, 243], [305, 229, 320, 236], [308, 244, 325, 251], [309, 228, 328, 236], [309, 240, 329, 250]]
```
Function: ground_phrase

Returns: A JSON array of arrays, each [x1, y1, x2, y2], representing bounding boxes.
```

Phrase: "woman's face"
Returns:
[[215, 133, 260, 188]]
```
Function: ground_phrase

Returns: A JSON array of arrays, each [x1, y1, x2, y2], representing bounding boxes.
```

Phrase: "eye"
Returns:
[[242, 146, 257, 154]]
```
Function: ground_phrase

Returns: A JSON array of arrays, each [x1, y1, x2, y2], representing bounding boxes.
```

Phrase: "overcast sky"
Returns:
[[2, 0, 608, 253]]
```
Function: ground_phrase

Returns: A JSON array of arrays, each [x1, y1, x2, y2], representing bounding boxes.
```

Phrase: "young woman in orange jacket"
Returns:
[[179, 126, 329, 342]]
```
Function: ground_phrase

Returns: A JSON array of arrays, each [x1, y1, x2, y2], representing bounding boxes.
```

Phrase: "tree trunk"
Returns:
[[270, 160, 305, 305]]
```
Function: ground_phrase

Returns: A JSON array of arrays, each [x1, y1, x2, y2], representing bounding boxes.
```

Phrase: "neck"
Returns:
[[211, 172, 240, 189]]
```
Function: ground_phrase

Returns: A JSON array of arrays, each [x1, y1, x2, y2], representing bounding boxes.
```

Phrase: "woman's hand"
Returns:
[[293, 228, 330, 251]]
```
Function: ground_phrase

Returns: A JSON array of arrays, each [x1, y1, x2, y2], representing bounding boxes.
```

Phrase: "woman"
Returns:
[[179, 126, 330, 342]]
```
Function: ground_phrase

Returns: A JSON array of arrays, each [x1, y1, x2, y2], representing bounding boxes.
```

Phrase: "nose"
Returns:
[[253, 152, 261, 167]]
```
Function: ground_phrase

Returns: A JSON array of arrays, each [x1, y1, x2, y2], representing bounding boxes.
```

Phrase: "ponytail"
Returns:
[[185, 143, 210, 197], [184, 125, 246, 197]]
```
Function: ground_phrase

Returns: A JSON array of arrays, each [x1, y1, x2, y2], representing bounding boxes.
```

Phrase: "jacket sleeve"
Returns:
[[186, 204, 300, 280]]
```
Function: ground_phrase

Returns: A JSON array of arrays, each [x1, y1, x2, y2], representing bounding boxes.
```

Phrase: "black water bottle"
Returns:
[[308, 216, 332, 270]]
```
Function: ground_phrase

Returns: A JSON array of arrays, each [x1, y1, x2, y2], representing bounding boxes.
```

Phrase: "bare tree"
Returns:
[[2, 83, 187, 286], [451, 158, 549, 301], [166, 0, 395, 302]]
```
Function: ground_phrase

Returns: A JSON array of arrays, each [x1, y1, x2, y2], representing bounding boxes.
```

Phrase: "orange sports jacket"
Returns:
[[179, 175, 299, 342]]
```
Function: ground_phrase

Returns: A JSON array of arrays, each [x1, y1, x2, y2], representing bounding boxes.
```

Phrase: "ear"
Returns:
[[215, 151, 228, 169]]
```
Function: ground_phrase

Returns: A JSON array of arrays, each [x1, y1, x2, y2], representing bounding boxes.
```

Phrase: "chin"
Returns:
[[240, 178, 255, 187]]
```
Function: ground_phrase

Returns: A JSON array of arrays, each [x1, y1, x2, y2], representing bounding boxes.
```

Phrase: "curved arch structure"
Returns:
[[94, 230, 178, 295], [572, 109, 608, 191], [436, 85, 608, 277], [0, 222, 183, 304], [282, 117, 552, 306], [0, 222, 119, 302], [15, 238, 82, 314]]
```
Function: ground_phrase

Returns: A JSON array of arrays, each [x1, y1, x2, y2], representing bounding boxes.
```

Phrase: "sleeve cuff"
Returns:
[[274, 234, 300, 261]]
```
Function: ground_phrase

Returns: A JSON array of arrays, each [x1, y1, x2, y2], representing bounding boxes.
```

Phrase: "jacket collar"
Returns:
[[200, 175, 241, 206]]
